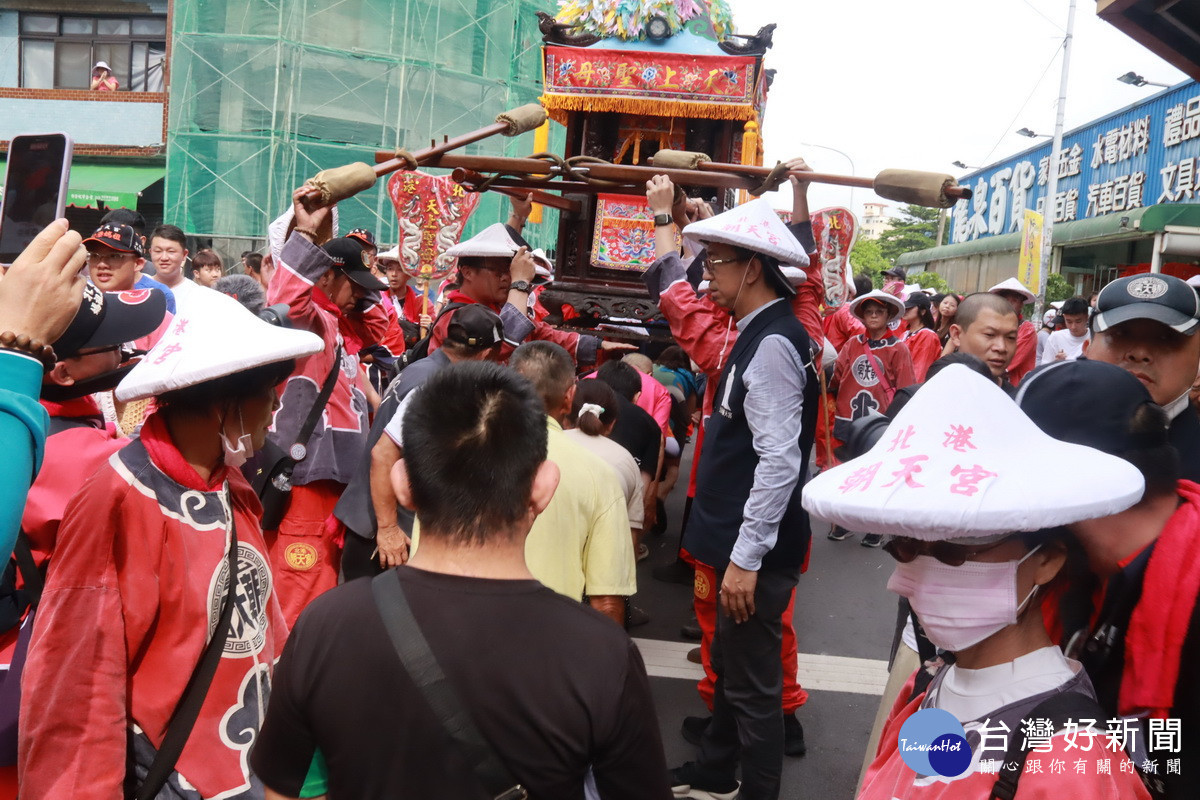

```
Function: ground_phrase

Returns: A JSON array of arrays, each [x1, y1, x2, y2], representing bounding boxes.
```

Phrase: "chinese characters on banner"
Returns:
[[386, 171, 481, 281], [1017, 209, 1043, 293], [952, 83, 1200, 244]]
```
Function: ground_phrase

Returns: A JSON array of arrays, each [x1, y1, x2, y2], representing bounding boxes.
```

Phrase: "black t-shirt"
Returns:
[[1169, 405, 1200, 483], [251, 568, 670, 800], [608, 395, 661, 476]]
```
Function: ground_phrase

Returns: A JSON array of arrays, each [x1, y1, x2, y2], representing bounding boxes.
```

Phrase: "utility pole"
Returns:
[[1035, 0, 1077, 322]]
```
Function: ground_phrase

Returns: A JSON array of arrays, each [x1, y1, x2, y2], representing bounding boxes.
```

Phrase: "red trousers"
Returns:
[[691, 559, 808, 713], [266, 479, 343, 629]]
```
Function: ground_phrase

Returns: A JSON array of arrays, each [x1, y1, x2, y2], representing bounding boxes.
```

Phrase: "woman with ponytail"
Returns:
[[564, 378, 646, 558]]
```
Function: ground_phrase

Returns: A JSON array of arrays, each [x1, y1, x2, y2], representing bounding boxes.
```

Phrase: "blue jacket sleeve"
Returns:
[[0, 351, 49, 561]]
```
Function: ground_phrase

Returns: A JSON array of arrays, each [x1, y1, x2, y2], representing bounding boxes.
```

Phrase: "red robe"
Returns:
[[904, 327, 943, 383], [1008, 319, 1037, 386], [19, 413, 288, 800], [862, 674, 1151, 800], [833, 334, 915, 430]]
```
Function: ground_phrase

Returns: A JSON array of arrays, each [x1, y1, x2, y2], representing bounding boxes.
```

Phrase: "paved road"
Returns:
[[633, 456, 898, 799]]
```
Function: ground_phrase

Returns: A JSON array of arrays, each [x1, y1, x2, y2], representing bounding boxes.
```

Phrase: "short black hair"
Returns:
[[100, 208, 146, 235], [596, 359, 641, 401], [245, 253, 263, 274], [150, 224, 187, 249], [853, 273, 874, 298], [509, 341, 575, 412], [1120, 403, 1178, 500], [955, 292, 1017, 331], [1060, 296, 1088, 317], [403, 362, 547, 543]]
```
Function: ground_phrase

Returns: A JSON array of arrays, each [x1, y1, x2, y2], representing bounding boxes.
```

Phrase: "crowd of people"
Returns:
[[0, 153, 1196, 800]]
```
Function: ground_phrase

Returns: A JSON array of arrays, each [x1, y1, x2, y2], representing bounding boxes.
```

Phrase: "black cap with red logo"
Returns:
[[82, 223, 145, 258]]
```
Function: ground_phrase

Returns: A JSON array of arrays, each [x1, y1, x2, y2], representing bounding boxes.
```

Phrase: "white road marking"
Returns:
[[633, 637, 889, 696]]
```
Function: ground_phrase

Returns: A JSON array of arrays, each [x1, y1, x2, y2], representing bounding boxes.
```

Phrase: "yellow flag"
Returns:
[[1017, 209, 1044, 293]]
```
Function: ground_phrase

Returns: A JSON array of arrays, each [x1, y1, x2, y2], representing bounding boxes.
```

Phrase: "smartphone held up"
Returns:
[[0, 133, 73, 264]]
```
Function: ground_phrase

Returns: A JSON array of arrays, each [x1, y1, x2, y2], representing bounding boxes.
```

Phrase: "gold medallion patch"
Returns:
[[284, 542, 319, 571]]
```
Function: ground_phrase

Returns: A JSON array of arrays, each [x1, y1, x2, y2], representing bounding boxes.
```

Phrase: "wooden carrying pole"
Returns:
[[377, 152, 973, 207]]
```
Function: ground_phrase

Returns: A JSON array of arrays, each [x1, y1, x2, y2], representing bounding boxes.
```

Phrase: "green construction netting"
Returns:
[[167, 0, 561, 250]]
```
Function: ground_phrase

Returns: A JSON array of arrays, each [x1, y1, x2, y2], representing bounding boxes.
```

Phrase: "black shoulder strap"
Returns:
[[295, 345, 342, 452], [131, 509, 240, 800], [370, 571, 527, 800], [988, 691, 1107, 800], [12, 531, 43, 607]]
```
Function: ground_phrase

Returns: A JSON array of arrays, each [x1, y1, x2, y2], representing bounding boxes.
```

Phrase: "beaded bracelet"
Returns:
[[0, 331, 56, 372]]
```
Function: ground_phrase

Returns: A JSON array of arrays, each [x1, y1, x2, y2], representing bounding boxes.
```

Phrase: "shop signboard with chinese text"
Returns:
[[950, 81, 1200, 244]]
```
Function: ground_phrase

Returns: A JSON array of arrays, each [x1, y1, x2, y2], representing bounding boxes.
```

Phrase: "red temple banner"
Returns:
[[386, 171, 481, 281], [542, 46, 761, 122]]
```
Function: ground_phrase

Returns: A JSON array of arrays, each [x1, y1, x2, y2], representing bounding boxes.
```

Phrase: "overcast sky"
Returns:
[[738, 0, 1189, 218]]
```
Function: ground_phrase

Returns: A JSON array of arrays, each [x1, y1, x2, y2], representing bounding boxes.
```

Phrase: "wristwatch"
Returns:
[[653, 213, 674, 227], [510, 280, 533, 293]]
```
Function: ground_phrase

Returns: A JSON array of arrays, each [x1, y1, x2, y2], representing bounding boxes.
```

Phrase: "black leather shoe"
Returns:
[[680, 715, 710, 746]]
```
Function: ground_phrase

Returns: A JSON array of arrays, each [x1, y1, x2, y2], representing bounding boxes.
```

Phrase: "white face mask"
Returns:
[[219, 407, 253, 469], [886, 545, 1042, 653]]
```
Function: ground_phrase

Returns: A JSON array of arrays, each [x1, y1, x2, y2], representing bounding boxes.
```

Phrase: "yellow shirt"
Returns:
[[410, 417, 636, 601]]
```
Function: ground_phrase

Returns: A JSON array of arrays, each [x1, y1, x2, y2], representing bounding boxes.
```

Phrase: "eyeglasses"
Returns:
[[883, 535, 1014, 567], [706, 255, 747, 267]]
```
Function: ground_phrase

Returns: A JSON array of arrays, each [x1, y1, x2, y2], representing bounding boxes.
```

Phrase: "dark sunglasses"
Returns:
[[883, 536, 1013, 567]]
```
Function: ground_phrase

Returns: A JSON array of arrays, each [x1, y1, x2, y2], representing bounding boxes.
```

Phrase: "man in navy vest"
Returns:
[[647, 178, 818, 800]]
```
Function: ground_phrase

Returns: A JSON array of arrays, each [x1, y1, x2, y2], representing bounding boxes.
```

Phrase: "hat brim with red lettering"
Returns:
[[682, 198, 809, 269], [1093, 274, 1200, 335], [115, 287, 323, 401], [53, 284, 167, 359], [83, 223, 144, 257], [801, 365, 1146, 540]]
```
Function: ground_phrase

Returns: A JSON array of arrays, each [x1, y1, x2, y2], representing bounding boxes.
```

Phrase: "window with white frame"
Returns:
[[19, 13, 167, 92]]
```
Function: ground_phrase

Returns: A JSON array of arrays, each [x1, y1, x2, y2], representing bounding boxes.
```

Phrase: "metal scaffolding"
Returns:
[[167, 0, 559, 250]]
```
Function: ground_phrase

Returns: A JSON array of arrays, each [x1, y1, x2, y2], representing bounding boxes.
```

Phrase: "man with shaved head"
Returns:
[[948, 292, 1020, 393]]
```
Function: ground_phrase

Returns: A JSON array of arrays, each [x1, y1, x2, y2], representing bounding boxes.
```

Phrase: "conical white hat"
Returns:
[[116, 287, 323, 401], [683, 199, 809, 267], [801, 365, 1145, 540], [443, 223, 519, 259], [849, 290, 905, 320], [989, 277, 1036, 304]]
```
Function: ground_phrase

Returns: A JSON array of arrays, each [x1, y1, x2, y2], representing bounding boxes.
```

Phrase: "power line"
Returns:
[[977, 41, 1064, 168], [1019, 0, 1066, 33]]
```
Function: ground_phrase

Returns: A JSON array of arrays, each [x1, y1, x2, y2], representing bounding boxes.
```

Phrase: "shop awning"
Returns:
[[898, 204, 1200, 268], [66, 164, 164, 210]]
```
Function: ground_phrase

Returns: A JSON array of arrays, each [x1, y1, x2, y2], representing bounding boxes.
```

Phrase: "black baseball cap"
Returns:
[[322, 237, 386, 291], [82, 223, 145, 258], [1015, 359, 1168, 455], [52, 283, 167, 359], [904, 292, 931, 310], [347, 228, 377, 250], [1093, 274, 1200, 335], [446, 304, 503, 349], [883, 266, 906, 280]]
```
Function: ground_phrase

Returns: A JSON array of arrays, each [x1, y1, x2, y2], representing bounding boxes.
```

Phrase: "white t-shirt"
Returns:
[[1040, 329, 1090, 364], [563, 428, 645, 529], [153, 274, 213, 314]]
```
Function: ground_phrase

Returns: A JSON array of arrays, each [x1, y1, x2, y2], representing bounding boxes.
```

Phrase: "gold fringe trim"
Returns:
[[540, 93, 759, 123]]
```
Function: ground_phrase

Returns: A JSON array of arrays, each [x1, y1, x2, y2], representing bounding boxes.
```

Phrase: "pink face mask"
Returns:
[[886, 546, 1042, 653]]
